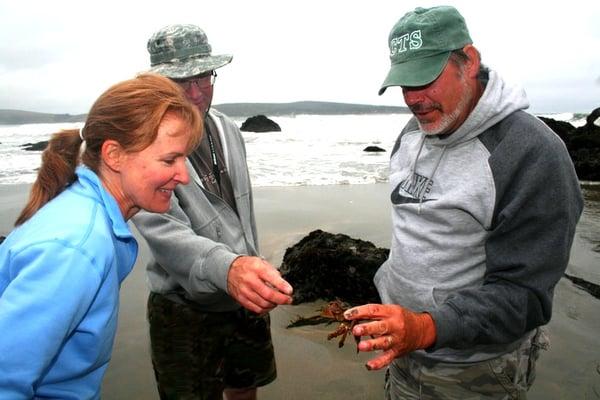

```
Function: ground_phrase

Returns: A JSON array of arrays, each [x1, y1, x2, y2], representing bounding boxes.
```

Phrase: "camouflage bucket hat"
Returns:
[[147, 24, 233, 79]]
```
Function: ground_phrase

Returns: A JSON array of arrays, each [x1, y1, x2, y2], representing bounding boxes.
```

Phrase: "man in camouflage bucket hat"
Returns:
[[343, 5, 582, 399], [133, 24, 293, 400]]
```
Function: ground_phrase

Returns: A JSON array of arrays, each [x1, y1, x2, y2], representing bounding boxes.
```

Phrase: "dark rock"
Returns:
[[538, 117, 575, 145], [240, 115, 281, 132], [280, 229, 388, 305], [0, 236, 5, 245], [363, 145, 386, 152], [21, 141, 48, 151], [570, 148, 600, 181], [540, 106, 600, 181], [586, 107, 600, 128]]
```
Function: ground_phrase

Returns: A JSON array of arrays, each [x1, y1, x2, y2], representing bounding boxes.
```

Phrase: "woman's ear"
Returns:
[[100, 140, 124, 172]]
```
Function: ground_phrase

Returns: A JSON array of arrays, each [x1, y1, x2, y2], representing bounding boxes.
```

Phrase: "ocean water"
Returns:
[[0, 114, 406, 186], [0, 112, 587, 187]]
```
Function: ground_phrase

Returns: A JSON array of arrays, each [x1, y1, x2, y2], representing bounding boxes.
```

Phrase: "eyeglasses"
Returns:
[[173, 71, 217, 91]]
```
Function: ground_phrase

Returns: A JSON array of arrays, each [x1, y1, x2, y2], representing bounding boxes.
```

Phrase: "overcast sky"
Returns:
[[1, 0, 598, 115]]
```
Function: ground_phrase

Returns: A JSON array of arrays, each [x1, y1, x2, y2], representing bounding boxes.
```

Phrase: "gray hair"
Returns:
[[449, 48, 489, 83]]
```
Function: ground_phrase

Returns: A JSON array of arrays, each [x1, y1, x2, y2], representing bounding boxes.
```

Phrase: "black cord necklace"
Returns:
[[205, 127, 221, 188]]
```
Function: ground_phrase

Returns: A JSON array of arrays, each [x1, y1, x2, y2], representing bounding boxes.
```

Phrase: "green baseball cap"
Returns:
[[147, 24, 232, 79], [379, 6, 472, 94]]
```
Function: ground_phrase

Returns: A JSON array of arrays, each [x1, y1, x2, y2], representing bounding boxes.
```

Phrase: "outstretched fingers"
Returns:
[[344, 303, 391, 321], [364, 350, 399, 371], [351, 319, 389, 339], [235, 290, 277, 314], [342, 303, 433, 370], [254, 279, 292, 309], [258, 263, 294, 297]]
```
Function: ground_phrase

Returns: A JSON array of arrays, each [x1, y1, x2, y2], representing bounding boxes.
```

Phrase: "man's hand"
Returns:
[[343, 304, 436, 371], [227, 256, 293, 314]]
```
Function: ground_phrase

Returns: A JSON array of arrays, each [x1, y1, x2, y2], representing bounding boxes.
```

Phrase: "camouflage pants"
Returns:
[[147, 292, 277, 400], [384, 329, 549, 400]]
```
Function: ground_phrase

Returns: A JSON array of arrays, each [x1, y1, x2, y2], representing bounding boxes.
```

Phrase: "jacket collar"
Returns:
[[74, 166, 133, 240]]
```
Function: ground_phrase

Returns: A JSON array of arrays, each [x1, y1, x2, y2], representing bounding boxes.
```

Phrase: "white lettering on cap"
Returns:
[[390, 30, 422, 56]]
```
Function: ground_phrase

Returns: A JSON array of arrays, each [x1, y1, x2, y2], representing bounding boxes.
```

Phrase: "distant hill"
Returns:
[[0, 101, 409, 124], [0, 109, 86, 125]]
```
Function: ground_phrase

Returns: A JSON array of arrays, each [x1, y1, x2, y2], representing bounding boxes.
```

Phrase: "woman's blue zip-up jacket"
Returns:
[[0, 167, 138, 399]]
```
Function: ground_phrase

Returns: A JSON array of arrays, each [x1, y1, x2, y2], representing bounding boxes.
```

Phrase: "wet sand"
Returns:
[[1, 183, 599, 399]]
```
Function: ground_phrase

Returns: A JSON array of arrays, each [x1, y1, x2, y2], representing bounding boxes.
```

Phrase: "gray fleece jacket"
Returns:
[[132, 108, 258, 312], [375, 70, 583, 363]]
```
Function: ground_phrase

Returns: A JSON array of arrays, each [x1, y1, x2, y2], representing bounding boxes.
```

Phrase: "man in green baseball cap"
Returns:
[[343, 5, 582, 399], [133, 24, 293, 400]]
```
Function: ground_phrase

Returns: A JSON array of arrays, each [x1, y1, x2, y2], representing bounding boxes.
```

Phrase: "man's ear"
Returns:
[[463, 44, 481, 79], [101, 140, 124, 172]]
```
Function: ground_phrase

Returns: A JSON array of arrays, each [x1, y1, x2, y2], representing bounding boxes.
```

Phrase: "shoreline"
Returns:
[[1, 183, 599, 398]]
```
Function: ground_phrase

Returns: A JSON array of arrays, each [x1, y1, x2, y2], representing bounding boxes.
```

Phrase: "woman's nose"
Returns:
[[175, 159, 190, 185]]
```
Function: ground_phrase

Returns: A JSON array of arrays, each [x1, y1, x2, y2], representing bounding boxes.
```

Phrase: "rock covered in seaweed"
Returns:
[[280, 229, 388, 305], [540, 106, 600, 181]]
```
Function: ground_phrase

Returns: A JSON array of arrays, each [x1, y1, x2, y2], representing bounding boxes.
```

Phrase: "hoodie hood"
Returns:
[[398, 70, 529, 209], [430, 69, 529, 147]]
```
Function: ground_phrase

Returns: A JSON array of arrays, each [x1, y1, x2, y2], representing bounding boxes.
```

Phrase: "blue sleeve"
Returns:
[[0, 241, 102, 398]]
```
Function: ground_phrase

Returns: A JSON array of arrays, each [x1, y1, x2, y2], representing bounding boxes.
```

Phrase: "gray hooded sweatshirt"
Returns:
[[375, 70, 583, 363]]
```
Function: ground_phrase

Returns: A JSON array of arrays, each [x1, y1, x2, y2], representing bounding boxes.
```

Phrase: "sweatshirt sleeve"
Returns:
[[430, 114, 584, 349], [0, 242, 101, 398], [132, 192, 238, 295]]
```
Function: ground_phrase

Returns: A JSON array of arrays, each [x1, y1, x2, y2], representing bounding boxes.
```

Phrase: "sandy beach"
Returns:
[[1, 183, 599, 399]]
